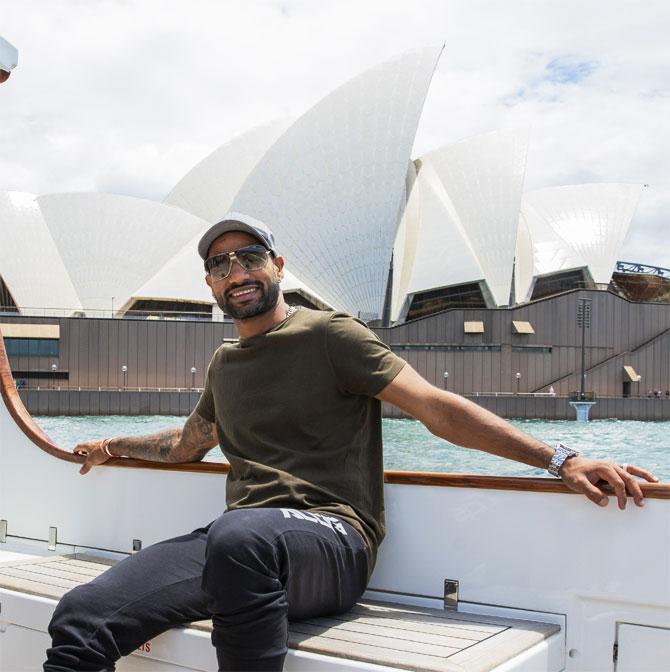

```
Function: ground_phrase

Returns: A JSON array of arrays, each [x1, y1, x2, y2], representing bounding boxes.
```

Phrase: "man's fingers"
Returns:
[[75, 441, 112, 475], [591, 466, 628, 509], [608, 467, 628, 510], [597, 465, 647, 509], [576, 476, 609, 507], [615, 466, 646, 507], [624, 464, 659, 483]]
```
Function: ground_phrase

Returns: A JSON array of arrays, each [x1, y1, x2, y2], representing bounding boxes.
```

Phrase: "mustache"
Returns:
[[225, 280, 262, 299]]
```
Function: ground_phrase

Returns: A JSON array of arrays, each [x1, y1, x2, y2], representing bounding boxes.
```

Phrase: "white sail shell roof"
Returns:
[[129, 232, 212, 305], [230, 46, 443, 319], [523, 183, 644, 285], [164, 119, 293, 224], [0, 191, 82, 313], [520, 199, 588, 279], [418, 128, 529, 306], [36, 194, 209, 314], [394, 160, 484, 319], [514, 211, 536, 304], [390, 162, 422, 322]]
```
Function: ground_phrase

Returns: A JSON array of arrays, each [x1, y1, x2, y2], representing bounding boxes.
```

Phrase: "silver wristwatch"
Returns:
[[548, 443, 579, 477]]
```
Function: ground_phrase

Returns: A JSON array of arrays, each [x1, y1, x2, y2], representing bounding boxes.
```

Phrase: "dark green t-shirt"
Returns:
[[195, 308, 406, 570]]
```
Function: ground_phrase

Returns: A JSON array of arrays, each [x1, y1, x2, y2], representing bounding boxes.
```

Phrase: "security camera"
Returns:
[[0, 35, 19, 83]]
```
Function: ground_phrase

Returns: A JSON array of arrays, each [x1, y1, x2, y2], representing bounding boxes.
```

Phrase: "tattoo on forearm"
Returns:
[[158, 434, 176, 459], [110, 429, 181, 462], [104, 412, 216, 464], [178, 412, 216, 461]]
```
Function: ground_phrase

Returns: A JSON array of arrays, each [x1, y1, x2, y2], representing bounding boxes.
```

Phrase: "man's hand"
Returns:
[[558, 457, 658, 509], [74, 440, 113, 475]]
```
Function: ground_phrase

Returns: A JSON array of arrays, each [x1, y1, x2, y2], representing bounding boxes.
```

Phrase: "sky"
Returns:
[[2, 0, 669, 268]]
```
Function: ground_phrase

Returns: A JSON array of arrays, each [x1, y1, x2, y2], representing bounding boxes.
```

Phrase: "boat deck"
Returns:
[[0, 554, 560, 671]]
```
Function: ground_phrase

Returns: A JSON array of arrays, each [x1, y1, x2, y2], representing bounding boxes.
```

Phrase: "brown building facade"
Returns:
[[2, 288, 669, 418]]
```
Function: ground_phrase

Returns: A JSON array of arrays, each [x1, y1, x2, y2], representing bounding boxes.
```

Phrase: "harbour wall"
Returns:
[[387, 395, 670, 421], [18, 389, 670, 421]]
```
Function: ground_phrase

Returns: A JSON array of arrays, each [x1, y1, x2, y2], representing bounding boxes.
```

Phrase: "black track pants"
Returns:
[[44, 508, 369, 671]]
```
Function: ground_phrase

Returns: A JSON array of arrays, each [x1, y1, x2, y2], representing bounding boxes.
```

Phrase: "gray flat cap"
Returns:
[[198, 212, 277, 260]]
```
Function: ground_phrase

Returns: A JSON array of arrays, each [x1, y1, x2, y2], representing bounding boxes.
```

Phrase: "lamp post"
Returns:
[[121, 364, 128, 390], [515, 372, 521, 395], [443, 371, 449, 390], [51, 363, 57, 389], [576, 298, 592, 399], [191, 366, 197, 390]]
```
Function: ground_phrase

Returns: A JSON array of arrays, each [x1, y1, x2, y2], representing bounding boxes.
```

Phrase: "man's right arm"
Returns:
[[74, 411, 218, 475]]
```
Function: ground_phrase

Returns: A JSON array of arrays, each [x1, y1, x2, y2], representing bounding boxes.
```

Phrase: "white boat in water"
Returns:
[[1, 327, 669, 671]]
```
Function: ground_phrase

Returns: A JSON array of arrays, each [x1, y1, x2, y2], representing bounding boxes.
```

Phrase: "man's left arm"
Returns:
[[377, 364, 658, 509]]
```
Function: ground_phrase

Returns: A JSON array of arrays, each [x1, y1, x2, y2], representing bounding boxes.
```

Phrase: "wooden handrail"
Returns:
[[1, 327, 668, 498]]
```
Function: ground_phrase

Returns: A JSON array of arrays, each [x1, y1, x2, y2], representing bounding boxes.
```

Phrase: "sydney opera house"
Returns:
[[2, 47, 669, 417]]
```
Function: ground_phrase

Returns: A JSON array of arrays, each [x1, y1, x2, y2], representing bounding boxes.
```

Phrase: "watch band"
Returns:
[[548, 443, 579, 477]]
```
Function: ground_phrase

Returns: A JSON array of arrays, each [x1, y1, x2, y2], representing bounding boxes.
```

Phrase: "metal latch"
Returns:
[[0, 519, 7, 543], [48, 526, 58, 551], [444, 579, 459, 610]]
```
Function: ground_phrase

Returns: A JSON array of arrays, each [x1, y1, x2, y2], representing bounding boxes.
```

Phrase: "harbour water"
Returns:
[[35, 416, 670, 482]]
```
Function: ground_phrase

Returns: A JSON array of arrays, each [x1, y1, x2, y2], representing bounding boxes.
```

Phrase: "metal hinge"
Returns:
[[0, 519, 7, 543], [48, 526, 57, 552], [613, 642, 618, 663], [444, 579, 459, 611]]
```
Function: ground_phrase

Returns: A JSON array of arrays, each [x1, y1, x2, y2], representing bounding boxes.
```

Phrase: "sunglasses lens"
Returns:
[[206, 255, 232, 281], [236, 247, 268, 272]]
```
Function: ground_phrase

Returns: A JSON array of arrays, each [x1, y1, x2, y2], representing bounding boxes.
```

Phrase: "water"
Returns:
[[35, 416, 670, 482]]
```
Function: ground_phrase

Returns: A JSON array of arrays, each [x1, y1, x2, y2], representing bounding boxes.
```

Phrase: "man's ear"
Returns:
[[205, 273, 213, 290], [274, 255, 285, 279]]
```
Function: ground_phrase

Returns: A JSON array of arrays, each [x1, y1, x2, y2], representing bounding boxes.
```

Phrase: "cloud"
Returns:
[[544, 57, 597, 85]]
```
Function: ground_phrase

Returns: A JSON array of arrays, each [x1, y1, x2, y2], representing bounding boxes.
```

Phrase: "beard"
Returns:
[[216, 277, 281, 320]]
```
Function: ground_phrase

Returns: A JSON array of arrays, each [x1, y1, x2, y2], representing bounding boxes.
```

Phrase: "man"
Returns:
[[45, 215, 657, 671]]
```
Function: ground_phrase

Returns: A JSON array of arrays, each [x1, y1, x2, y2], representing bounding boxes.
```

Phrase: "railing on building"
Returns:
[[0, 305, 233, 322], [569, 391, 597, 402], [615, 261, 670, 277]]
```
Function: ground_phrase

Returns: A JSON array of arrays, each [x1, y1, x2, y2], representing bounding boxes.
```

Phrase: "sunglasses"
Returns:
[[204, 244, 270, 282]]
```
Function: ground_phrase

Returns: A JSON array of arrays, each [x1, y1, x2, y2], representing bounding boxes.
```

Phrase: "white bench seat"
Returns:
[[0, 554, 560, 672]]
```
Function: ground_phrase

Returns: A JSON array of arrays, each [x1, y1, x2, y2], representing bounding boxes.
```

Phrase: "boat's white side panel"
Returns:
[[616, 623, 670, 672]]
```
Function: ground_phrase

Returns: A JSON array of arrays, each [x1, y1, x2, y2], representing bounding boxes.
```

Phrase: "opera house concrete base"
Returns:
[[18, 388, 201, 417], [16, 389, 670, 420], [387, 395, 670, 421]]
